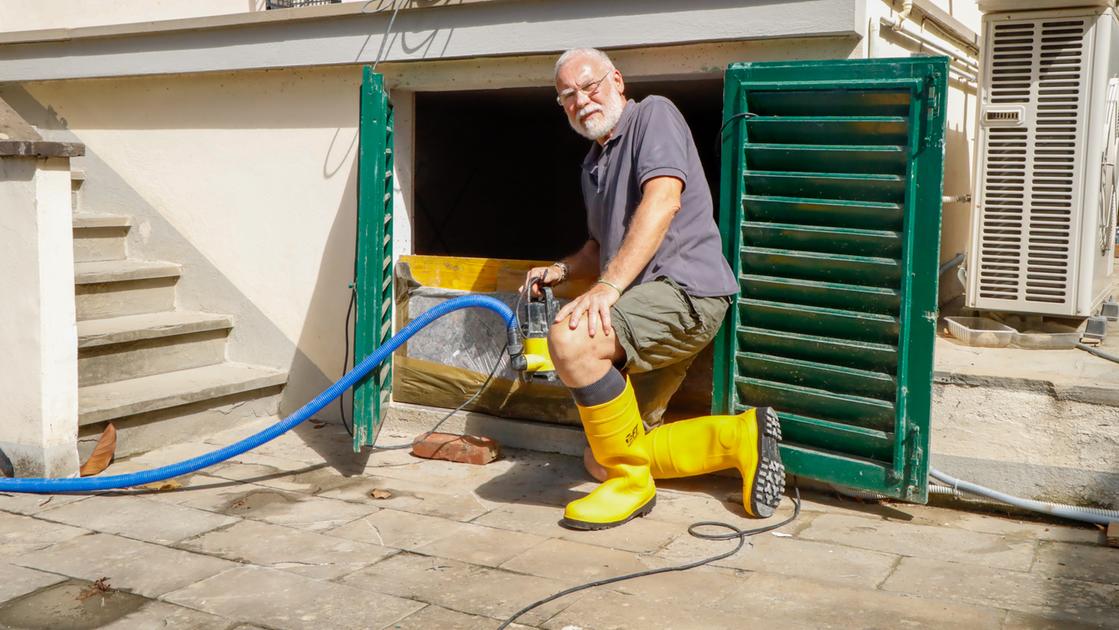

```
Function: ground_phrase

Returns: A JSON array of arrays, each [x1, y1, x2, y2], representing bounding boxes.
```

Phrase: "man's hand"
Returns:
[[555, 282, 622, 337], [521, 264, 564, 297]]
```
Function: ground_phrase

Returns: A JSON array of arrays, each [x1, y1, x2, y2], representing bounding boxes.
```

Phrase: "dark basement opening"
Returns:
[[414, 78, 724, 261]]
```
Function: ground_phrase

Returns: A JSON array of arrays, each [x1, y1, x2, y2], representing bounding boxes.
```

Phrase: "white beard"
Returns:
[[570, 98, 624, 141]]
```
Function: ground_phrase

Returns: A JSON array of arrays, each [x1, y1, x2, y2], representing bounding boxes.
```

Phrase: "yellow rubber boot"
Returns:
[[561, 378, 656, 530], [646, 407, 785, 518]]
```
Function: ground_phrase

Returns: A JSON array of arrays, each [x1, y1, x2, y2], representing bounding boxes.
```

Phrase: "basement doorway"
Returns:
[[403, 78, 725, 420], [413, 79, 724, 260]]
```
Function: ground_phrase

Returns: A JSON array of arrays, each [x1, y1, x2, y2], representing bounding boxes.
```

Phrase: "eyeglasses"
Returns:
[[556, 71, 611, 106]]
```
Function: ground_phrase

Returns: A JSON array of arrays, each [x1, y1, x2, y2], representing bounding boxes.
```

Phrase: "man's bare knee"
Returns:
[[548, 322, 619, 388]]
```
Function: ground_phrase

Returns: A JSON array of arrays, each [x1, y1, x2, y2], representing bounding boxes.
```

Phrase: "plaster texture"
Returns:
[[0, 0, 259, 33], [0, 156, 79, 477], [0, 1, 866, 81]]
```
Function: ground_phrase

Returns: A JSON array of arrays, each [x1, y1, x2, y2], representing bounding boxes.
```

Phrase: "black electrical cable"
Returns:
[[370, 336, 509, 451], [713, 111, 757, 159], [369, 278, 536, 450], [337, 0, 407, 437], [497, 488, 802, 630], [339, 286, 357, 437]]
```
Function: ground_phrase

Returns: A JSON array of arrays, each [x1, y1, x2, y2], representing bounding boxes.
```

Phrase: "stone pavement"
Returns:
[[0, 419, 1115, 629]]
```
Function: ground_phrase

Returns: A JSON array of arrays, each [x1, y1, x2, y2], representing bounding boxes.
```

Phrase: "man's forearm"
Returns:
[[601, 185, 680, 289], [561, 239, 600, 281]]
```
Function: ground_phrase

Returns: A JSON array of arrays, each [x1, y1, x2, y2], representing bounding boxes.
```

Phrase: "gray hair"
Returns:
[[554, 48, 615, 80]]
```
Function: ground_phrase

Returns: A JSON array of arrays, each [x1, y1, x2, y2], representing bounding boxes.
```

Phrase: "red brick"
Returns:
[[410, 432, 500, 465]]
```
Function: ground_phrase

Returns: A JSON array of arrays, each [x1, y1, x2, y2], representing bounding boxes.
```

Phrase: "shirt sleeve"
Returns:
[[633, 97, 690, 190]]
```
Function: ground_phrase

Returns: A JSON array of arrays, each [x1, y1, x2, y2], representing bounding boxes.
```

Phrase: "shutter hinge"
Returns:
[[922, 75, 944, 153]]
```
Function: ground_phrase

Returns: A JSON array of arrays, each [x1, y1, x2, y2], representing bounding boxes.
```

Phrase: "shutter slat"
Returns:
[[740, 246, 902, 287], [743, 195, 904, 229], [738, 352, 897, 401], [736, 377, 896, 430], [743, 171, 906, 203], [745, 144, 908, 175], [747, 116, 909, 145], [737, 326, 898, 373], [738, 299, 899, 344], [741, 274, 901, 314]]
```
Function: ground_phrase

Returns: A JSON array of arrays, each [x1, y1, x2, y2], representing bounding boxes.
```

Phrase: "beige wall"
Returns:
[[866, 0, 981, 302], [0, 0, 264, 33], [14, 66, 365, 418], [8, 37, 861, 419]]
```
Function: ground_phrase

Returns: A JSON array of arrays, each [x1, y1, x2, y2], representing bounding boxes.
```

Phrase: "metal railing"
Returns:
[[266, 0, 341, 9]]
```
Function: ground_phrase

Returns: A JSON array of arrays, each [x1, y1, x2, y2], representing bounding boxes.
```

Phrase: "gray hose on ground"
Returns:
[[833, 475, 1117, 526], [1076, 342, 1119, 365], [930, 468, 1118, 525]]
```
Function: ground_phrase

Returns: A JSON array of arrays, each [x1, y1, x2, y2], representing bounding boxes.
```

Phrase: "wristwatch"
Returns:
[[551, 261, 569, 283]]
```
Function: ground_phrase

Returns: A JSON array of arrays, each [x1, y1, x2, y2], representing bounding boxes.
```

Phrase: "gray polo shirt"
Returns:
[[581, 96, 738, 298]]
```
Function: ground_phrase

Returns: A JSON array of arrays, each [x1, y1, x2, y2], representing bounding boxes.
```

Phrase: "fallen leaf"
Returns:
[[311, 421, 327, 430], [369, 488, 393, 500], [77, 576, 112, 602], [79, 424, 116, 477]]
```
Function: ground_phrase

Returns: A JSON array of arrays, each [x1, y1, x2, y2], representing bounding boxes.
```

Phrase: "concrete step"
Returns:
[[77, 312, 234, 387], [74, 260, 180, 321], [79, 362, 288, 427], [72, 213, 130, 229], [78, 311, 233, 348], [75, 259, 179, 285], [73, 214, 131, 263]]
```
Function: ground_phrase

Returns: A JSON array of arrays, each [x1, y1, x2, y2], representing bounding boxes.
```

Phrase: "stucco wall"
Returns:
[[4, 66, 371, 421], [0, 0, 262, 33], [3, 37, 860, 421], [864, 0, 981, 305]]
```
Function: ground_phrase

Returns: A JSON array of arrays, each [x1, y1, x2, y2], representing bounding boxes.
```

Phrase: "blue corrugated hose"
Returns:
[[0, 295, 516, 493]]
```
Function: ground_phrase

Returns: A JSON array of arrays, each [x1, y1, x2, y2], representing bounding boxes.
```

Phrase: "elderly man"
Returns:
[[524, 48, 785, 530]]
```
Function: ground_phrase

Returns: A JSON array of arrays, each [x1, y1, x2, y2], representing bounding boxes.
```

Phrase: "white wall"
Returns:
[[865, 0, 981, 300], [0, 0, 262, 33]]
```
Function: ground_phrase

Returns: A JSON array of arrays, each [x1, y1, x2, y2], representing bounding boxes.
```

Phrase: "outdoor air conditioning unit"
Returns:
[[967, 0, 1119, 316]]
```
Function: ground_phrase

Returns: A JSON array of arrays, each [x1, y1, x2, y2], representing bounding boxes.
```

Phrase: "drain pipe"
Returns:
[[893, 0, 914, 29], [833, 473, 1117, 526], [930, 469, 1118, 526], [939, 252, 965, 277]]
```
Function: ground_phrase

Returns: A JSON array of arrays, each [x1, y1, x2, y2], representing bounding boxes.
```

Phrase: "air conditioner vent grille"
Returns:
[[976, 16, 1089, 308]]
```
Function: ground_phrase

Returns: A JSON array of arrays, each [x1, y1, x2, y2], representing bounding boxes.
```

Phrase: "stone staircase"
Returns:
[[71, 172, 287, 458]]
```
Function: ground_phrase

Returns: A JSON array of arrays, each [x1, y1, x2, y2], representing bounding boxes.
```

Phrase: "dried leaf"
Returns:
[[139, 480, 182, 493], [77, 577, 112, 602], [311, 421, 327, 430], [79, 424, 116, 477], [369, 488, 393, 500]]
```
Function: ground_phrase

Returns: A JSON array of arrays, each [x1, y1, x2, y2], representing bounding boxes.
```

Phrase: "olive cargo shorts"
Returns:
[[610, 278, 732, 429]]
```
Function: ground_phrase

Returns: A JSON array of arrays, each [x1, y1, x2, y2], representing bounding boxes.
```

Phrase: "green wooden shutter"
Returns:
[[353, 67, 394, 451], [712, 58, 948, 502]]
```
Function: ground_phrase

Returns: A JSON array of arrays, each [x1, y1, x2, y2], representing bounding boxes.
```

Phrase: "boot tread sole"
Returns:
[[747, 407, 786, 519], [560, 495, 656, 531]]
